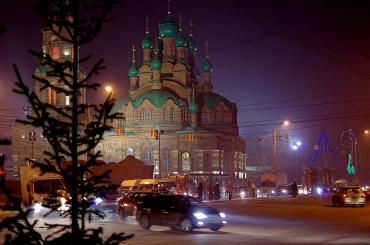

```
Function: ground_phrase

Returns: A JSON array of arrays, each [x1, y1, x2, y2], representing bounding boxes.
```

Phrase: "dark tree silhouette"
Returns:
[[0, 1, 133, 244]]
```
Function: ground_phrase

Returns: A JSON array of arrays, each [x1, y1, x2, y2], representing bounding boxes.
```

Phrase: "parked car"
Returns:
[[136, 195, 226, 232], [331, 186, 366, 207], [117, 191, 160, 218]]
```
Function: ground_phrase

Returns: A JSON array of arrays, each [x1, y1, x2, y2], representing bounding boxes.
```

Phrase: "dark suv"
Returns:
[[136, 195, 226, 232], [117, 191, 160, 217]]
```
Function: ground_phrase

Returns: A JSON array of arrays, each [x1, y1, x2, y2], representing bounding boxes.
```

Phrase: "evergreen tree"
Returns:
[[0, 1, 133, 244]]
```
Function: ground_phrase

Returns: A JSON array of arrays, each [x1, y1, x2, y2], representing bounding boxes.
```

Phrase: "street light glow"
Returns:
[[291, 145, 298, 150], [365, 130, 369, 135], [296, 140, 302, 146], [283, 120, 290, 126], [105, 85, 112, 93]]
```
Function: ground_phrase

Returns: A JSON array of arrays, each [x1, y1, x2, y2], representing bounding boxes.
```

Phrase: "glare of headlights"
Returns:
[[193, 212, 207, 219], [33, 202, 42, 214], [94, 197, 103, 205], [219, 212, 226, 218], [240, 191, 246, 198], [316, 187, 322, 195], [282, 189, 287, 193], [60, 197, 67, 205]]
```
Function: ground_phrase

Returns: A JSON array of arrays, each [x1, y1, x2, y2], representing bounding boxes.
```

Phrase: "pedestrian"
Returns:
[[214, 182, 220, 200], [197, 182, 203, 201], [227, 181, 233, 200], [291, 181, 298, 198]]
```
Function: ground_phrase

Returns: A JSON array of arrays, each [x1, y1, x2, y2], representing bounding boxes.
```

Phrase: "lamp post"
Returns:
[[29, 131, 36, 159], [272, 120, 290, 172], [151, 129, 164, 178]]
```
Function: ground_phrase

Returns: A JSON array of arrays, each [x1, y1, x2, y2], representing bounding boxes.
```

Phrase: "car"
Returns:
[[331, 186, 366, 207], [117, 191, 160, 218], [136, 195, 226, 232]]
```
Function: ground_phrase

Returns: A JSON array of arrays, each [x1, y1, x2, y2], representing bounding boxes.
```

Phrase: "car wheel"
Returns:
[[360, 204, 365, 207], [209, 225, 221, 231], [179, 218, 193, 232], [138, 215, 151, 229]]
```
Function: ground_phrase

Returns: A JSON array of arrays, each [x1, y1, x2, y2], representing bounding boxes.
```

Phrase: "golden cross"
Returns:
[[145, 16, 149, 34], [205, 40, 209, 58], [131, 44, 136, 63], [189, 19, 193, 36], [179, 14, 183, 31], [168, 0, 172, 13]]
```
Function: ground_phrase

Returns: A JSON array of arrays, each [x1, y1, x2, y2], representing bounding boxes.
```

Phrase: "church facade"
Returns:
[[94, 10, 247, 185]]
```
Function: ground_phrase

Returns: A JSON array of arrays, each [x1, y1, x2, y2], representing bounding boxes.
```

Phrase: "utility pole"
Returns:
[[272, 128, 277, 172]]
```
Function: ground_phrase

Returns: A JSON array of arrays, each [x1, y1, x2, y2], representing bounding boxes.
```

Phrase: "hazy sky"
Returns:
[[1, 0, 370, 181]]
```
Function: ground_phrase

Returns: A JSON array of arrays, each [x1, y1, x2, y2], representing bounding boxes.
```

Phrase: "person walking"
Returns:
[[227, 181, 233, 200], [291, 181, 298, 198], [197, 182, 203, 201]]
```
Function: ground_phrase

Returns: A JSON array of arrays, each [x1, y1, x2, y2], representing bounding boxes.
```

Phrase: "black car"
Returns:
[[136, 195, 226, 232], [117, 191, 160, 217]]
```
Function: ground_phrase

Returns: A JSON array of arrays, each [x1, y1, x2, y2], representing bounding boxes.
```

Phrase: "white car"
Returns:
[[331, 186, 366, 207]]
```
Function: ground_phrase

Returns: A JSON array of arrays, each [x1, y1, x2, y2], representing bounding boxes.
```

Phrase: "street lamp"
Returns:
[[272, 120, 290, 172], [105, 85, 113, 93]]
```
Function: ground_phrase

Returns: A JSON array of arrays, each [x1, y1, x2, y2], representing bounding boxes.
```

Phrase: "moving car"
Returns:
[[117, 191, 159, 217], [136, 195, 226, 232], [331, 186, 366, 207]]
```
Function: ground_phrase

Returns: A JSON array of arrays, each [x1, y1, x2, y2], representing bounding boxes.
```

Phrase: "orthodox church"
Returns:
[[12, 6, 247, 190], [94, 9, 247, 186]]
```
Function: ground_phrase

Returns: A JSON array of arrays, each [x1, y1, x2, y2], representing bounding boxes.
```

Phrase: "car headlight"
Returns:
[[193, 212, 207, 219], [282, 189, 287, 194], [240, 191, 246, 198], [33, 202, 42, 214], [60, 197, 67, 205], [94, 197, 103, 205], [219, 212, 226, 218]]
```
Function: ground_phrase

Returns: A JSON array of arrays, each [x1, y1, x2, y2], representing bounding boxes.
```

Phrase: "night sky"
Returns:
[[1, 0, 370, 182]]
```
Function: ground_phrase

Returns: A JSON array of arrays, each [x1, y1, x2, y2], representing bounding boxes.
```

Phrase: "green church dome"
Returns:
[[131, 89, 184, 108], [188, 99, 199, 113], [175, 32, 187, 47], [150, 59, 162, 70], [201, 59, 213, 73], [159, 13, 178, 37], [187, 37, 197, 52], [128, 64, 138, 77], [141, 34, 153, 49]]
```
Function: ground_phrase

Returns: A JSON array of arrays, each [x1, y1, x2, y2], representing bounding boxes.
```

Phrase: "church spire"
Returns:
[[128, 44, 138, 77], [201, 40, 213, 92]]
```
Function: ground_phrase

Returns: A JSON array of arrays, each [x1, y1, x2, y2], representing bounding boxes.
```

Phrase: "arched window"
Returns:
[[182, 152, 191, 171], [149, 109, 153, 121], [162, 147, 170, 174], [49, 37, 60, 60], [143, 147, 152, 165], [170, 108, 175, 121], [140, 109, 146, 122], [216, 111, 222, 123], [202, 110, 208, 124], [163, 108, 168, 121]]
